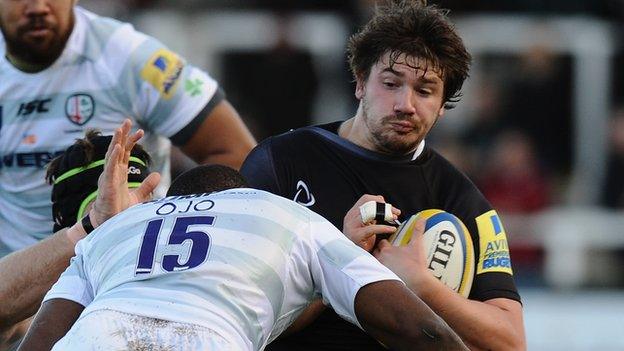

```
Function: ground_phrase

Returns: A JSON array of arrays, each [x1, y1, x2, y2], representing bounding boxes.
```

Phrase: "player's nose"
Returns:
[[393, 89, 417, 115]]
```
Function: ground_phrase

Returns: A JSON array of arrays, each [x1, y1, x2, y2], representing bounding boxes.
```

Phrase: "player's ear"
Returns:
[[437, 105, 446, 119], [355, 75, 366, 100]]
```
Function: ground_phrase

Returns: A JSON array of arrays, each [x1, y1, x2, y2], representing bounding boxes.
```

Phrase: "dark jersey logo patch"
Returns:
[[293, 180, 315, 207]]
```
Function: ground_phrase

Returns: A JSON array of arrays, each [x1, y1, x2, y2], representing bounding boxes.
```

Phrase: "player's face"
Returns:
[[0, 0, 75, 66], [356, 53, 445, 155]]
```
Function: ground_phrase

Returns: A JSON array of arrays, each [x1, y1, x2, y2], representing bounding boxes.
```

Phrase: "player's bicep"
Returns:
[[177, 98, 255, 168], [17, 299, 84, 351]]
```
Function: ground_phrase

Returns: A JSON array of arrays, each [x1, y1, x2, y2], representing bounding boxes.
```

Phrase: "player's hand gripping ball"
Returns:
[[389, 210, 475, 297]]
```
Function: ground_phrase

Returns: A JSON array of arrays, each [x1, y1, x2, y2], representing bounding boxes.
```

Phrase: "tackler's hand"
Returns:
[[91, 119, 161, 227], [343, 195, 400, 252]]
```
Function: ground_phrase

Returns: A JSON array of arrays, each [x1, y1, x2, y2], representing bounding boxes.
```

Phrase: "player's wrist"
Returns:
[[404, 268, 429, 295], [89, 203, 107, 228], [412, 272, 440, 300], [66, 221, 87, 245], [66, 210, 99, 246]]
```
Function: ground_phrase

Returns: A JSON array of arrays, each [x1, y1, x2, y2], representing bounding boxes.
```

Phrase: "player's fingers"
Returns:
[[132, 172, 161, 203], [118, 120, 133, 164], [376, 239, 391, 250], [391, 206, 401, 217], [360, 224, 397, 237], [105, 126, 122, 161], [102, 144, 122, 182], [414, 218, 426, 234], [359, 201, 394, 224], [354, 194, 385, 207], [118, 120, 130, 154], [128, 129, 144, 147], [407, 218, 426, 249]]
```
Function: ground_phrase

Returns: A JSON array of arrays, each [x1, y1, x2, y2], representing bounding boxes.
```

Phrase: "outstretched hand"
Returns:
[[343, 194, 400, 252], [90, 119, 161, 226]]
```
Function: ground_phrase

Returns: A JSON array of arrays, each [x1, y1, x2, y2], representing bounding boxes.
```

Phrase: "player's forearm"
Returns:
[[372, 314, 468, 351], [17, 299, 84, 351], [356, 281, 469, 351], [412, 277, 526, 350], [0, 229, 74, 330]]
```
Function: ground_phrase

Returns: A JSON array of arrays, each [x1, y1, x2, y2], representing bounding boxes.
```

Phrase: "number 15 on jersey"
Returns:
[[135, 215, 215, 275]]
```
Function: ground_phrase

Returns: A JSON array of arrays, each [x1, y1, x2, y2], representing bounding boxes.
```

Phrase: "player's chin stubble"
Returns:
[[1, 17, 71, 67]]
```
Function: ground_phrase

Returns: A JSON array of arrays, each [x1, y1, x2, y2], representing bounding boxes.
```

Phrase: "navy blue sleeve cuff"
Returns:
[[170, 87, 226, 146]]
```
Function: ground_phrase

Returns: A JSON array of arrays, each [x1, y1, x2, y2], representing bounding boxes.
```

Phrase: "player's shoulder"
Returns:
[[75, 7, 139, 55], [421, 146, 474, 184], [418, 146, 489, 206], [263, 122, 342, 147], [77, 7, 127, 34], [252, 121, 345, 164]]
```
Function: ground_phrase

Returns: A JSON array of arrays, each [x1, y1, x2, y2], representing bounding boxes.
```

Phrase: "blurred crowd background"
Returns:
[[77, 1, 624, 348]]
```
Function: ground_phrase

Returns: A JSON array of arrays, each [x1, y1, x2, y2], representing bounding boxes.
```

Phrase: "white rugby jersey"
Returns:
[[0, 7, 220, 255], [45, 189, 401, 350]]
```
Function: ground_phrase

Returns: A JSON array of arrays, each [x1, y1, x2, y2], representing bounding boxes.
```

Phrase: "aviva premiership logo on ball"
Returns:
[[389, 209, 475, 297]]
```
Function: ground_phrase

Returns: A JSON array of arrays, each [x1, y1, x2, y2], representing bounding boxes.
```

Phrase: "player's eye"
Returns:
[[383, 81, 398, 88]]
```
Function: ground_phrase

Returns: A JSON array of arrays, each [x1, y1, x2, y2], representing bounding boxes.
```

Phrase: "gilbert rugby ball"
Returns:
[[388, 209, 475, 297]]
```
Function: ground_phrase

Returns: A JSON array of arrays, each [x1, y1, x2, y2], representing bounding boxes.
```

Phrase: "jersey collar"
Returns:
[[61, 6, 91, 63], [411, 140, 426, 160]]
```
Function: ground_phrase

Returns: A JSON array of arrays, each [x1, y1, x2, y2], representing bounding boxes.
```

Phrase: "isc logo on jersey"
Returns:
[[141, 49, 184, 100], [388, 209, 475, 297]]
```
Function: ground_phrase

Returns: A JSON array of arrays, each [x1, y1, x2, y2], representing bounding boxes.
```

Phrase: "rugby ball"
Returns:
[[388, 209, 475, 297]]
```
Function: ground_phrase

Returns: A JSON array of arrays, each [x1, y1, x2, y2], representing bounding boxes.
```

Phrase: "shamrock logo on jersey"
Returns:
[[185, 78, 203, 97]]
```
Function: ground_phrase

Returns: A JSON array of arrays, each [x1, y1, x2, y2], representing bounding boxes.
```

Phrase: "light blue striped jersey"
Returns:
[[0, 7, 221, 255], [44, 189, 401, 350]]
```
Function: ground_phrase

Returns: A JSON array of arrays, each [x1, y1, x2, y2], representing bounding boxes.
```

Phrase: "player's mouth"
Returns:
[[24, 26, 53, 39], [388, 120, 416, 133], [19, 20, 55, 39]]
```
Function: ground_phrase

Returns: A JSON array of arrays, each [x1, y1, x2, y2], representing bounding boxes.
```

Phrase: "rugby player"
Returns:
[[0, 0, 256, 258], [241, 1, 526, 350]]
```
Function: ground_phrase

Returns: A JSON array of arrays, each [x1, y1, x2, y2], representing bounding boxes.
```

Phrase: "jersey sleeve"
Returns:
[[121, 32, 224, 145], [43, 242, 94, 307], [305, 215, 402, 329], [241, 138, 283, 195], [429, 153, 521, 303]]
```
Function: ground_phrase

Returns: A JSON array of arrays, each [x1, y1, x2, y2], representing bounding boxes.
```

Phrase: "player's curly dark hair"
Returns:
[[347, 0, 471, 108]]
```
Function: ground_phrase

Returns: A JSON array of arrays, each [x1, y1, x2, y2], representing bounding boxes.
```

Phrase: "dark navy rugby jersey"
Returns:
[[241, 121, 520, 351]]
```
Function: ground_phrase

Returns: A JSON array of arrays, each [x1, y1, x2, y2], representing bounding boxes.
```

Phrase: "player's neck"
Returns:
[[338, 116, 379, 153]]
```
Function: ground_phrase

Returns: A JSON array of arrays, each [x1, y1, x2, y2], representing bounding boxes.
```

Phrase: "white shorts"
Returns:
[[52, 309, 233, 350]]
